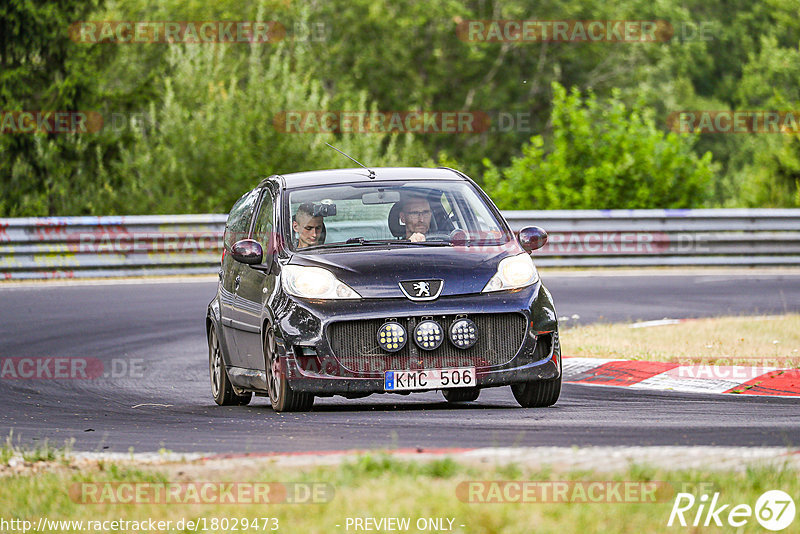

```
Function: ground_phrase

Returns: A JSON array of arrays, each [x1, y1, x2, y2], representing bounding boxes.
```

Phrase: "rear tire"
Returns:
[[208, 323, 252, 406], [265, 327, 314, 412], [511, 330, 561, 408], [442, 387, 480, 403]]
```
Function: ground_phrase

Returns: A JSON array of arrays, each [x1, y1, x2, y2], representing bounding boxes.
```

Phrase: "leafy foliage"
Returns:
[[483, 83, 715, 209], [0, 0, 109, 215], [1, 0, 799, 214], [91, 39, 428, 214]]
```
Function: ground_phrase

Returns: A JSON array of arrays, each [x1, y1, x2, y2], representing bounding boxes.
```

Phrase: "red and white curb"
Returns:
[[563, 357, 800, 397]]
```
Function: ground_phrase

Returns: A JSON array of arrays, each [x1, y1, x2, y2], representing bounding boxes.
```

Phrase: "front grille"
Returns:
[[328, 313, 526, 374]]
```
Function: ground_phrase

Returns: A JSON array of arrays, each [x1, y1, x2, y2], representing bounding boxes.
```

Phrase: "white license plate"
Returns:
[[384, 367, 476, 391]]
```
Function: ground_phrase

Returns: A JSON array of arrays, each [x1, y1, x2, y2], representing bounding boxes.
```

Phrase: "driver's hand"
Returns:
[[409, 232, 426, 242]]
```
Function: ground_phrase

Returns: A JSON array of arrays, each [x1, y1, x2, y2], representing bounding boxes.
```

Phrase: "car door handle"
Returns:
[[234, 275, 241, 290]]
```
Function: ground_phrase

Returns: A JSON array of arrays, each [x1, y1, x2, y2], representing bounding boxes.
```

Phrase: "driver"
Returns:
[[399, 195, 432, 243], [293, 202, 324, 248]]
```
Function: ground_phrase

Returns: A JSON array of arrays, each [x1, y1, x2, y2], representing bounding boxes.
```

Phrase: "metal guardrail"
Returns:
[[505, 209, 800, 267], [0, 215, 226, 280], [1, 209, 800, 279]]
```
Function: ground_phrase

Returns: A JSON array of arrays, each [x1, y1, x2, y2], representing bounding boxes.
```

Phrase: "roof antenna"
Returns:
[[325, 143, 376, 179]]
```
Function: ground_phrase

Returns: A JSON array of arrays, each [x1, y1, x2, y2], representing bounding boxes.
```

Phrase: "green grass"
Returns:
[[1, 453, 797, 533], [562, 314, 800, 366], [1, 432, 74, 465], [340, 454, 464, 480]]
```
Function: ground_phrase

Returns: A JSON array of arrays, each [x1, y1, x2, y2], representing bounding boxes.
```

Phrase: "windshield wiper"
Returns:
[[300, 238, 405, 250], [344, 237, 399, 245], [355, 237, 451, 247], [300, 236, 502, 251], [398, 240, 451, 246], [301, 238, 452, 251], [462, 238, 506, 246]]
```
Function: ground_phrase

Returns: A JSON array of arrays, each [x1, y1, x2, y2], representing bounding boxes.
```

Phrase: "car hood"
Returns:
[[286, 244, 525, 298]]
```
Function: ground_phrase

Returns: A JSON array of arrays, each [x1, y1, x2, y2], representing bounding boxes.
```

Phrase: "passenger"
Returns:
[[293, 202, 324, 248], [399, 195, 432, 242]]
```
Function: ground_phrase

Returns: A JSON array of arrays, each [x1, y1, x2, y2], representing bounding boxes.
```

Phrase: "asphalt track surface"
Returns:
[[1, 271, 799, 453]]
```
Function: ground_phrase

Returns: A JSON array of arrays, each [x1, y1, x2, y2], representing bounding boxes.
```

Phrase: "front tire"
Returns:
[[511, 331, 561, 408], [265, 327, 314, 412], [511, 376, 561, 407], [208, 323, 252, 406]]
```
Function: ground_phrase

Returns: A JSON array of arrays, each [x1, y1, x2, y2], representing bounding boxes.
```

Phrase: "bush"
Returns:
[[483, 83, 716, 210]]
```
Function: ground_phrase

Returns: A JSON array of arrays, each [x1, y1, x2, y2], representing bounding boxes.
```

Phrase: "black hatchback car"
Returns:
[[207, 167, 560, 412]]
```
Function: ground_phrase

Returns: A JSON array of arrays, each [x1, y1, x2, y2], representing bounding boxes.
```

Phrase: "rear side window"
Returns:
[[224, 188, 260, 249]]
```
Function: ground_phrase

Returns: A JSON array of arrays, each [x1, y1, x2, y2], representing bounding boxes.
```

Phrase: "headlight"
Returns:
[[482, 253, 539, 292], [281, 265, 361, 300]]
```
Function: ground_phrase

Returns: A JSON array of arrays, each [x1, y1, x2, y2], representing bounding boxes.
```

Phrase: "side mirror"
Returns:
[[518, 226, 548, 253], [231, 239, 263, 265]]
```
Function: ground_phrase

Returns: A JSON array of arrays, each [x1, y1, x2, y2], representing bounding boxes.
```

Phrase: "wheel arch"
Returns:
[[529, 283, 559, 334], [206, 300, 235, 368]]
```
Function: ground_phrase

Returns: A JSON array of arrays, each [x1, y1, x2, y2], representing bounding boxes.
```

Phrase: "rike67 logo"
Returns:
[[668, 490, 795, 531]]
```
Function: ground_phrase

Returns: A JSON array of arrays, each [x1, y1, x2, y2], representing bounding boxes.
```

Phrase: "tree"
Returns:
[[729, 35, 800, 207], [483, 82, 715, 209], [93, 34, 429, 214], [0, 0, 109, 215]]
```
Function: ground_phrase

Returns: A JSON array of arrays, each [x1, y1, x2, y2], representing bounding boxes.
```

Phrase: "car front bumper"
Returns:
[[273, 282, 560, 395]]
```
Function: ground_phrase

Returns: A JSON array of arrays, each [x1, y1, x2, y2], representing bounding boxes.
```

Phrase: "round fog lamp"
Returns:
[[414, 320, 443, 351], [377, 322, 406, 353], [449, 318, 478, 349]]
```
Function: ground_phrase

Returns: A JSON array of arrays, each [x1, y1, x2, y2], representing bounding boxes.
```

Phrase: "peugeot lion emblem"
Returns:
[[413, 282, 430, 297], [399, 279, 443, 301]]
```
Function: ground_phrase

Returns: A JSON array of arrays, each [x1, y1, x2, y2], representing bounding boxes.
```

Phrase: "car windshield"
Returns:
[[285, 181, 510, 251]]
